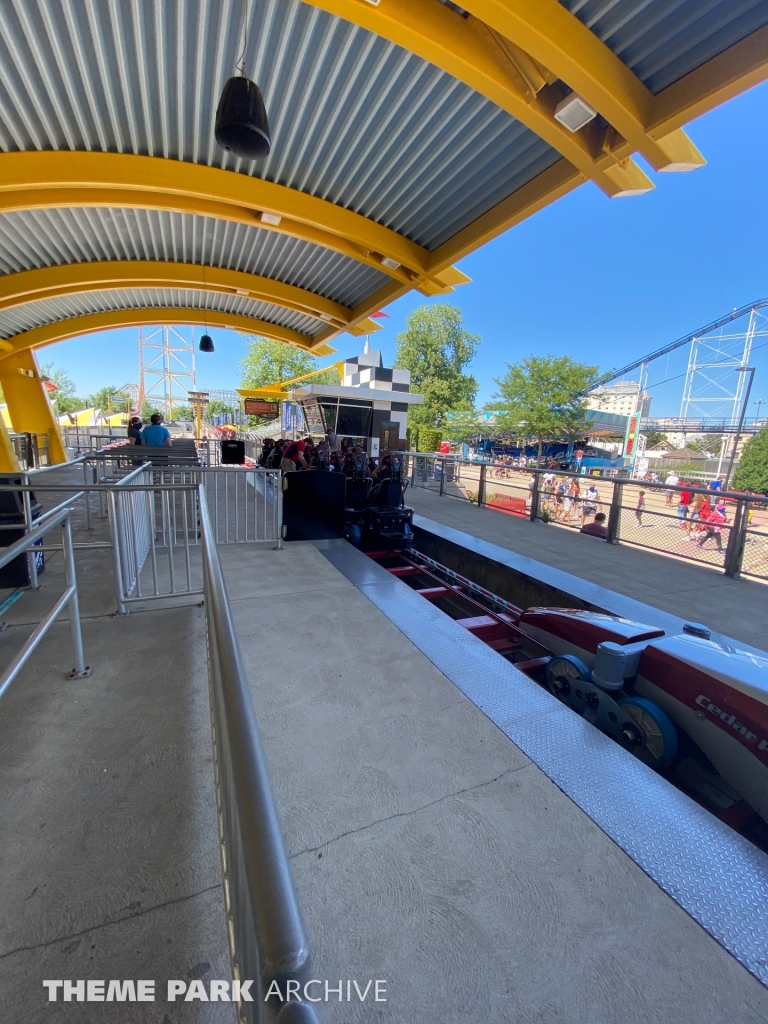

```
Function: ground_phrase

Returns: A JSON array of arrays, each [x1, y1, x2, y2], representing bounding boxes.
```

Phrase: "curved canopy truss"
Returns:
[[0, 0, 764, 465]]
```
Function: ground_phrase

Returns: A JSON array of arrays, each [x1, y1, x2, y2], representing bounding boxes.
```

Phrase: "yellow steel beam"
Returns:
[[458, 0, 704, 172], [0, 350, 67, 464], [237, 360, 345, 398], [302, 0, 652, 197], [0, 308, 320, 361], [0, 186, 419, 290], [0, 261, 355, 330], [648, 26, 768, 138], [0, 414, 22, 472], [0, 152, 466, 295]]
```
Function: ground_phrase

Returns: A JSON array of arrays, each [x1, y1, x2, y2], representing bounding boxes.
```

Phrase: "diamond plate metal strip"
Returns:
[[413, 515, 767, 657], [315, 538, 768, 985]]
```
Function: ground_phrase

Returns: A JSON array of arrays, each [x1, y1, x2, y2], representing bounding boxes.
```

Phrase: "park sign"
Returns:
[[624, 411, 642, 469], [244, 398, 280, 417]]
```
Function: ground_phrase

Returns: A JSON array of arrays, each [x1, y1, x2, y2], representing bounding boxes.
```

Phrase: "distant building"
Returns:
[[587, 381, 651, 419]]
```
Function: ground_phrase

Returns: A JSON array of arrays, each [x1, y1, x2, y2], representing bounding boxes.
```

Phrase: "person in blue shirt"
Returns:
[[141, 414, 172, 447]]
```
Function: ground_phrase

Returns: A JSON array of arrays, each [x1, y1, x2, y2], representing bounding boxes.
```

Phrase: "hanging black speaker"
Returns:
[[214, 76, 271, 159], [199, 334, 215, 353]]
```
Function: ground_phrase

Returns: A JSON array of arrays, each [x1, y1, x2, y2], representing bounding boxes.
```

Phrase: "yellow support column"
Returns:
[[0, 414, 22, 471], [0, 349, 68, 464]]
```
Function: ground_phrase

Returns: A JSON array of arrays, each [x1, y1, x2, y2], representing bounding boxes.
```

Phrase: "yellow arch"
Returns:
[[456, 0, 705, 172], [0, 261, 357, 330], [0, 308, 336, 361], [0, 152, 466, 295], [303, 0, 653, 197]]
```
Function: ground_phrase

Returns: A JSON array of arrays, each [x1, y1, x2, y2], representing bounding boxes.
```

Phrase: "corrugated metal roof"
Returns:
[[0, 287, 323, 340], [0, 207, 386, 308], [559, 0, 768, 94], [0, 0, 560, 251]]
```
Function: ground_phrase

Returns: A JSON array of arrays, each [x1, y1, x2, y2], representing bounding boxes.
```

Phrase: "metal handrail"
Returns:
[[0, 506, 89, 702], [199, 486, 319, 1024]]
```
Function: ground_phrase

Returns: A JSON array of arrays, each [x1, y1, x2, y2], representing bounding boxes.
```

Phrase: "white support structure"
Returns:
[[139, 326, 197, 417], [680, 308, 761, 424]]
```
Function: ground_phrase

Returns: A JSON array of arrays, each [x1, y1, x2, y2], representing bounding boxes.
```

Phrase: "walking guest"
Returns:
[[582, 482, 600, 524], [677, 482, 692, 522], [686, 492, 705, 535], [635, 490, 645, 526], [664, 470, 679, 506], [697, 502, 727, 552]]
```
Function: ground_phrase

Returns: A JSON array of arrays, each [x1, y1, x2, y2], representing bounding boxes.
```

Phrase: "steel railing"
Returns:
[[0, 506, 90, 702], [403, 453, 768, 581], [107, 466, 282, 612], [200, 485, 319, 1024]]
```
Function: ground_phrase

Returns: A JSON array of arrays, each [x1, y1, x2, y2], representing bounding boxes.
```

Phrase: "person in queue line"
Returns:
[[281, 436, 313, 472], [127, 416, 143, 445], [580, 511, 608, 539], [141, 413, 172, 447]]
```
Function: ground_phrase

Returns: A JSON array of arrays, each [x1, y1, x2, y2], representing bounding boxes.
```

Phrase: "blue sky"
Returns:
[[47, 81, 768, 419]]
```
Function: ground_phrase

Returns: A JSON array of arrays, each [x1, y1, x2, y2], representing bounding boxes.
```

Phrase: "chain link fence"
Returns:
[[403, 453, 768, 583]]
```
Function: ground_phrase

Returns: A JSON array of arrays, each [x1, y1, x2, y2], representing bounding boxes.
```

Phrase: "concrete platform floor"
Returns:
[[3, 534, 768, 1023], [220, 542, 768, 1024], [0, 587, 233, 1022], [406, 486, 768, 651]]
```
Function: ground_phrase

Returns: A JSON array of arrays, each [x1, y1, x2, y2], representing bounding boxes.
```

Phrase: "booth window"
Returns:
[[302, 398, 326, 434], [337, 404, 372, 438], [318, 402, 339, 432]]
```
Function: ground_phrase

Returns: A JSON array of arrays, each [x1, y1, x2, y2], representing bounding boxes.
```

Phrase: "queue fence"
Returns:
[[0, 504, 89, 702], [200, 485, 319, 1023], [108, 466, 282, 612], [403, 453, 768, 582]]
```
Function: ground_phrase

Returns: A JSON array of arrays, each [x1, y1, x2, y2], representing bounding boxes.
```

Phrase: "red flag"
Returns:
[[370, 310, 390, 319]]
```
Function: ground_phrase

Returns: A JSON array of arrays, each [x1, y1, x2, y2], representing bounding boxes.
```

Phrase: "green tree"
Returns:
[[39, 362, 89, 415], [40, 361, 77, 398], [733, 426, 768, 493], [239, 335, 338, 389], [89, 385, 126, 413], [394, 303, 479, 428], [643, 431, 668, 449], [489, 354, 599, 465]]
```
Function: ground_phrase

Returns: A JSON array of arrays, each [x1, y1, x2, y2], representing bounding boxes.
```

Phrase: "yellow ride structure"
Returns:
[[0, 1, 765, 470]]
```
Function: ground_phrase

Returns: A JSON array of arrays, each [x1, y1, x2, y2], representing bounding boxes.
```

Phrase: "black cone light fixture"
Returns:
[[215, 76, 270, 160], [199, 334, 215, 353]]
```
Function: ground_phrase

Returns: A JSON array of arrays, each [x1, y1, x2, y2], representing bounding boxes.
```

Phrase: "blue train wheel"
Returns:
[[546, 654, 591, 704], [344, 523, 362, 546], [617, 696, 678, 768]]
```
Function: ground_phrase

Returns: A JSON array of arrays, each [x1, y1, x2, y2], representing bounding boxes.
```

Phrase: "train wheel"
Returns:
[[617, 697, 678, 768], [546, 655, 591, 709], [344, 523, 362, 546]]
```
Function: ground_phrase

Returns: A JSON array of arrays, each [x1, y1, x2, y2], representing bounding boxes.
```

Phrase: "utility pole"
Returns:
[[724, 367, 755, 489]]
